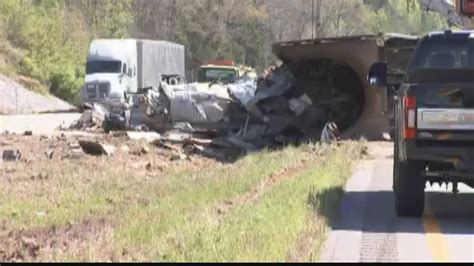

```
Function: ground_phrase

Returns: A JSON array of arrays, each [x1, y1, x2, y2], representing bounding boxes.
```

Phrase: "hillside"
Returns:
[[0, 0, 460, 106], [0, 75, 76, 114]]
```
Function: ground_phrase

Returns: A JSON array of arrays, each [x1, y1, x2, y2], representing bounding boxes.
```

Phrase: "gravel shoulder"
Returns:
[[0, 75, 77, 115], [0, 113, 82, 135]]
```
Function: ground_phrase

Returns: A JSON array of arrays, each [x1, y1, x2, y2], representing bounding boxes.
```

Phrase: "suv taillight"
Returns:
[[404, 96, 417, 140]]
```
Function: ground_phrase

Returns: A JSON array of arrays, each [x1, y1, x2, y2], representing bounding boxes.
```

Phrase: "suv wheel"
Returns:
[[394, 158, 425, 217]]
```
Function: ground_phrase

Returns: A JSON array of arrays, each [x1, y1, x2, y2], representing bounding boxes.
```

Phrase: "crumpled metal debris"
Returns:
[[68, 60, 354, 160], [69, 103, 107, 131], [78, 140, 116, 156], [126, 132, 162, 143], [321, 122, 342, 144], [163, 82, 232, 124], [68, 103, 132, 133], [227, 80, 258, 106], [245, 66, 294, 120], [288, 94, 313, 116], [1, 149, 22, 162]]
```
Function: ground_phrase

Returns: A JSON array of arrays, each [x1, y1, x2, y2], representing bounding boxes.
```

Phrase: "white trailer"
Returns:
[[81, 39, 185, 113]]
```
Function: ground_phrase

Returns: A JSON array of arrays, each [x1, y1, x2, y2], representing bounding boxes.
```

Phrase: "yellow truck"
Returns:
[[197, 61, 257, 84]]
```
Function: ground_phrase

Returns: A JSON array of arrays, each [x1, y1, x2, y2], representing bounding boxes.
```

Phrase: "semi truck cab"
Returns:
[[80, 39, 186, 125], [82, 39, 137, 113]]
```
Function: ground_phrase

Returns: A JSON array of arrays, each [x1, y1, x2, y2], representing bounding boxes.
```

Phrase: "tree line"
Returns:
[[0, 0, 448, 103]]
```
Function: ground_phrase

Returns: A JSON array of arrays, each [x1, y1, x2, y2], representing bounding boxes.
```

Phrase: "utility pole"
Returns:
[[316, 0, 321, 38], [312, 0, 315, 39]]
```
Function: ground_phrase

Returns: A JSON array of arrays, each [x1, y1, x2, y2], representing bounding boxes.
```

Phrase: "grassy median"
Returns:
[[0, 136, 367, 262]]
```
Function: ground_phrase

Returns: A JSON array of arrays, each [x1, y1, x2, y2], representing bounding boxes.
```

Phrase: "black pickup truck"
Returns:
[[369, 30, 474, 217]]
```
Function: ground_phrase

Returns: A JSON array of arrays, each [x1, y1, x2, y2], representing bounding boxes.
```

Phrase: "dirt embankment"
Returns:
[[0, 219, 113, 262]]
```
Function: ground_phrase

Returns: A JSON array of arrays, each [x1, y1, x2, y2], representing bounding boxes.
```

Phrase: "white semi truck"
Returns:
[[80, 39, 185, 115]]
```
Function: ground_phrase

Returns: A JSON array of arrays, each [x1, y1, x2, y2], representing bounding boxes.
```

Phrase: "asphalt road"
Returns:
[[321, 142, 474, 263], [0, 113, 83, 135]]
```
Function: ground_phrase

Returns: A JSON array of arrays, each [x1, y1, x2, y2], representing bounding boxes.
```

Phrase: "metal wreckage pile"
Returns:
[[71, 62, 361, 161]]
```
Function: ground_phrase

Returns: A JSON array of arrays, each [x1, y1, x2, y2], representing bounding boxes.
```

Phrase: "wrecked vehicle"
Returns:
[[127, 33, 422, 147], [272, 33, 420, 140], [132, 82, 253, 133], [71, 33, 422, 157], [132, 64, 350, 149]]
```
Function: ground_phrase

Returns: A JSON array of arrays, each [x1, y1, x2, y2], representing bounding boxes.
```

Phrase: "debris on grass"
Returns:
[[78, 141, 115, 156], [1, 149, 21, 162]]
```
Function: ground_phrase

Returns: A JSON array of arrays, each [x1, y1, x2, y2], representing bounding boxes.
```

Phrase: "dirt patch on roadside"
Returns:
[[0, 219, 113, 262], [213, 142, 368, 217], [215, 157, 315, 217]]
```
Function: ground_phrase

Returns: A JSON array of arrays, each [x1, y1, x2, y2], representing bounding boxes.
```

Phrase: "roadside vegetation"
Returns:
[[0, 0, 448, 104], [0, 136, 367, 262]]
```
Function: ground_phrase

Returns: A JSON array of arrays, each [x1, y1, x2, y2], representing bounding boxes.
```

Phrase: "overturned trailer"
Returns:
[[272, 33, 420, 140]]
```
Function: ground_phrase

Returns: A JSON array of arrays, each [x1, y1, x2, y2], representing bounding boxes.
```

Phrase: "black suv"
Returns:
[[369, 30, 474, 217]]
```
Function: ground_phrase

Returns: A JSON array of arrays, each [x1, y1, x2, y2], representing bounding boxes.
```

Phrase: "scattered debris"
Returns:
[[162, 131, 194, 143], [145, 162, 153, 171], [193, 145, 228, 162], [288, 94, 313, 116], [30, 173, 49, 181], [63, 60, 355, 160], [170, 152, 188, 161], [172, 122, 196, 133], [130, 144, 150, 156], [2, 149, 22, 162], [78, 141, 115, 156], [321, 122, 342, 144], [120, 145, 130, 153], [35, 211, 47, 217], [45, 149, 54, 159], [126, 132, 161, 143], [68, 103, 112, 132], [98, 144, 116, 156], [69, 142, 81, 150], [225, 136, 258, 152]]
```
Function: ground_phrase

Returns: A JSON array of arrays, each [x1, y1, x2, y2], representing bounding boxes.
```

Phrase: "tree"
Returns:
[[365, 0, 449, 34]]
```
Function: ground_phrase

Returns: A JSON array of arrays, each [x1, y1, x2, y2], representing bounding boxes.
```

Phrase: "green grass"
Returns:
[[148, 143, 360, 262], [0, 141, 366, 262], [113, 146, 317, 258]]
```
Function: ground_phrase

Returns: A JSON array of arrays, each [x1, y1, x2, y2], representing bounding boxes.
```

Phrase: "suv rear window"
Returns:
[[409, 38, 474, 70]]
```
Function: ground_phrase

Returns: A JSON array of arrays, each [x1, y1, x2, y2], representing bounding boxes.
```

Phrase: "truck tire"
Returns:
[[389, 115, 395, 140], [394, 157, 425, 217], [389, 127, 395, 140]]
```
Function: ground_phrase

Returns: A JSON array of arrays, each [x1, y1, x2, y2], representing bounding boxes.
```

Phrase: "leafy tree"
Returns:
[[0, 0, 461, 104], [365, 0, 449, 34]]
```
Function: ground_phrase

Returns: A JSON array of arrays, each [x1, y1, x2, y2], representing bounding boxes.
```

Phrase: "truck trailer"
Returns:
[[271, 33, 420, 140], [80, 39, 185, 113]]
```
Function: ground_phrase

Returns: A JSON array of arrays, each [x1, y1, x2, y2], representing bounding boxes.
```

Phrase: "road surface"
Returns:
[[0, 113, 84, 136], [322, 142, 474, 262]]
